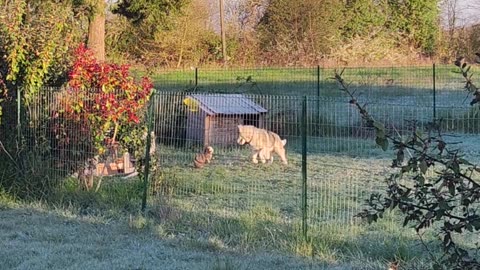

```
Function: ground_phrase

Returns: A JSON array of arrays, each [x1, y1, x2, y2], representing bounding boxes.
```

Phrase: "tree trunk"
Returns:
[[87, 0, 106, 62]]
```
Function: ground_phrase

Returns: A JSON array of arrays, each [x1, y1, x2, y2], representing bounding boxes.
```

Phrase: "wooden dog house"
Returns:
[[184, 94, 267, 146]]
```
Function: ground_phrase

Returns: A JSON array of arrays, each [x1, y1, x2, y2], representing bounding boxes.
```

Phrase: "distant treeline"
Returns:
[[105, 0, 479, 67]]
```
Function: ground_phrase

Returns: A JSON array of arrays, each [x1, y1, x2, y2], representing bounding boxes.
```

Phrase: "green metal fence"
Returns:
[[1, 65, 479, 244], [149, 90, 479, 240]]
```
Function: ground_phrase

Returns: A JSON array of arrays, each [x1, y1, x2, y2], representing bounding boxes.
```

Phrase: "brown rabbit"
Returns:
[[193, 146, 214, 169]]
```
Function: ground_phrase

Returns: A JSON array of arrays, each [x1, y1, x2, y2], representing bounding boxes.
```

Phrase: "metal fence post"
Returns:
[[17, 88, 21, 140], [195, 67, 198, 87], [16, 87, 23, 179], [141, 91, 155, 213], [301, 96, 308, 240], [316, 66, 320, 97], [316, 66, 321, 122], [433, 63, 436, 122]]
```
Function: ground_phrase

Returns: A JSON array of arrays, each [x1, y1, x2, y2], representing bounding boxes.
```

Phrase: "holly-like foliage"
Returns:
[[334, 60, 480, 269], [54, 43, 153, 161]]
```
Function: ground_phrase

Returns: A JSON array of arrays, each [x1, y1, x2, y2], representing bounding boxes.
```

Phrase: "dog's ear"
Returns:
[[281, 139, 287, 146]]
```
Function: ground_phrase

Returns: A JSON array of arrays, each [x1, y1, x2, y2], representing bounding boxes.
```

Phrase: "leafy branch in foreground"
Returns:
[[334, 63, 480, 269]]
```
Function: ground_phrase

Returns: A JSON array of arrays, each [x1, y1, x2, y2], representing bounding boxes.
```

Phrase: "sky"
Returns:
[[445, 0, 480, 26]]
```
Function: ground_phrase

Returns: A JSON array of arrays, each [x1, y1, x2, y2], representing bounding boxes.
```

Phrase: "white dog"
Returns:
[[237, 125, 288, 165]]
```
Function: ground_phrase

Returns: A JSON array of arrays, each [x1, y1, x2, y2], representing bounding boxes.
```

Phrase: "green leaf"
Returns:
[[376, 129, 385, 139], [439, 200, 450, 211], [375, 136, 389, 151], [401, 164, 412, 173], [443, 233, 452, 247], [417, 175, 425, 186], [396, 150, 404, 164], [471, 219, 480, 230], [451, 161, 460, 175], [419, 160, 428, 174], [373, 121, 385, 131], [448, 182, 455, 196], [403, 216, 410, 227]]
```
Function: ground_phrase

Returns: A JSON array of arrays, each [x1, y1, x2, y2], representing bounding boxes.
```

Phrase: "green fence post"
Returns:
[[141, 91, 155, 213], [301, 96, 308, 241], [16, 87, 23, 179], [433, 63, 436, 122], [17, 88, 21, 140], [316, 66, 321, 123], [195, 67, 198, 87]]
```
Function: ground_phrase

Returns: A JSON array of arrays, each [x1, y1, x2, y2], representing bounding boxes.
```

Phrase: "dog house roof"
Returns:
[[186, 94, 267, 115]]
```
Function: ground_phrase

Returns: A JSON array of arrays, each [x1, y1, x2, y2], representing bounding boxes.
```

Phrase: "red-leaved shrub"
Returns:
[[52, 44, 153, 175]]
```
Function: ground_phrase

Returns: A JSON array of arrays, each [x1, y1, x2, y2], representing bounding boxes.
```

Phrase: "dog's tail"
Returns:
[[194, 159, 204, 168], [194, 153, 205, 168]]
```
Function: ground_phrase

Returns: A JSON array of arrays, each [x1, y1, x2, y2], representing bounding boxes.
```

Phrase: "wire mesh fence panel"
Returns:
[[148, 93, 399, 239], [435, 64, 474, 107], [152, 68, 198, 92], [151, 65, 475, 122], [149, 91, 480, 242], [324, 66, 434, 102], [2, 65, 480, 251], [436, 105, 480, 134], [306, 162, 390, 233], [153, 65, 475, 100], [23, 89, 84, 179], [154, 67, 319, 96], [10, 86, 152, 195], [150, 92, 304, 234]]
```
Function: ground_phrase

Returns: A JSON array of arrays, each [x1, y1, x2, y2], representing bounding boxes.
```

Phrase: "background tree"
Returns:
[[164, 0, 221, 67], [437, 0, 480, 63], [108, 0, 190, 67], [342, 0, 388, 39], [87, 0, 106, 62], [256, 0, 345, 65], [386, 0, 440, 55], [0, 0, 84, 109], [226, 0, 267, 65]]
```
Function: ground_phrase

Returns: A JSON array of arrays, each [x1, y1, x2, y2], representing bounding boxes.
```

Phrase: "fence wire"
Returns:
[[1, 65, 479, 245], [149, 90, 479, 239]]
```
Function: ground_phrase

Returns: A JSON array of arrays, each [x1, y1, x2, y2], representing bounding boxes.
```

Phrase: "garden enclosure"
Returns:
[[2, 64, 480, 243]]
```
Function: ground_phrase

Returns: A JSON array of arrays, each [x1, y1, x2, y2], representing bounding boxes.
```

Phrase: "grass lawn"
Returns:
[[3, 132, 479, 269], [145, 147, 441, 269], [0, 203, 325, 270], [0, 195, 434, 270]]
